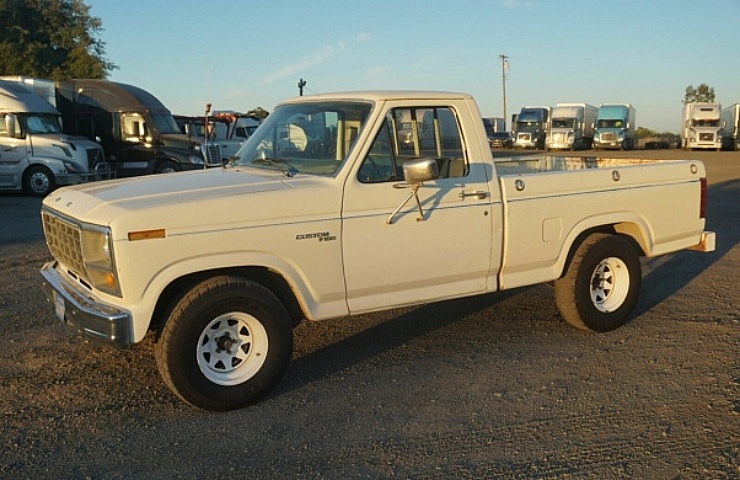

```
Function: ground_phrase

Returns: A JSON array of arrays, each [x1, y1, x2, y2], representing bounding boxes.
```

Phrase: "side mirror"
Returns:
[[388, 157, 439, 224], [402, 157, 439, 183], [5, 114, 18, 138]]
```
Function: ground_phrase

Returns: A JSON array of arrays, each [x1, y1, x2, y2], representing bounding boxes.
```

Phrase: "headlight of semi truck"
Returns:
[[63, 161, 83, 173], [188, 154, 205, 165], [80, 227, 121, 296]]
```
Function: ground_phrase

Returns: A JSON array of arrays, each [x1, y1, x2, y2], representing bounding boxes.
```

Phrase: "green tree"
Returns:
[[683, 83, 715, 104], [0, 0, 116, 79]]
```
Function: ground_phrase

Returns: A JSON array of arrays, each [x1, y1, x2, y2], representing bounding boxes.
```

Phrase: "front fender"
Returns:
[[126, 251, 349, 343]]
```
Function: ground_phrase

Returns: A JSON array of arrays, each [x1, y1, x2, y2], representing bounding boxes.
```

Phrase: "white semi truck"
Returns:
[[720, 103, 739, 151], [546, 103, 597, 150], [0, 79, 109, 196], [682, 102, 724, 151]]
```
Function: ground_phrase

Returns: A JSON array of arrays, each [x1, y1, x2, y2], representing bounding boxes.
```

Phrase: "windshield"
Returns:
[[596, 119, 625, 128], [230, 101, 372, 176], [22, 114, 62, 134], [692, 119, 720, 127], [150, 114, 181, 134], [552, 118, 575, 129]]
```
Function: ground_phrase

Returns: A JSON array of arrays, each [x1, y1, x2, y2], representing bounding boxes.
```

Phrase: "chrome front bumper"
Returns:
[[40, 261, 134, 347]]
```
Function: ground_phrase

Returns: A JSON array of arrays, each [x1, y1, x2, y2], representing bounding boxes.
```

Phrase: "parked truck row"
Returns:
[[503, 103, 637, 151], [1, 76, 247, 196], [501, 99, 740, 152]]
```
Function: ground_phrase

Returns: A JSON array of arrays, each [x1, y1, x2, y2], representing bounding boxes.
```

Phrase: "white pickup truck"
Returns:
[[40, 91, 716, 411]]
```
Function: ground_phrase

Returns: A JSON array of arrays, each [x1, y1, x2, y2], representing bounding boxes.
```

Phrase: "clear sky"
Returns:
[[87, 0, 740, 133]]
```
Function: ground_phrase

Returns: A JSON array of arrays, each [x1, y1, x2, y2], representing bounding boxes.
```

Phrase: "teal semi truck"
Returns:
[[593, 104, 637, 150]]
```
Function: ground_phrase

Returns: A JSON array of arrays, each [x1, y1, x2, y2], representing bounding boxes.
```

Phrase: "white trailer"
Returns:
[[682, 102, 724, 150], [546, 103, 597, 150], [720, 103, 739, 151]]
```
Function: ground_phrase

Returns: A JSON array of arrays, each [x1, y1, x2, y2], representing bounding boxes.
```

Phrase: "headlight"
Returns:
[[63, 161, 83, 173], [188, 154, 204, 165], [80, 227, 120, 296]]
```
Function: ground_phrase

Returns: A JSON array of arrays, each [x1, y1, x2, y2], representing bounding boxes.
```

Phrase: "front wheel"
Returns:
[[554, 233, 641, 332], [23, 165, 55, 197], [155, 276, 293, 411], [156, 160, 180, 174]]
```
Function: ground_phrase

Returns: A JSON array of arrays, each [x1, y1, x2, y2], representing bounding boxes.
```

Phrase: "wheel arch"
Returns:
[[558, 219, 649, 280], [150, 266, 306, 339]]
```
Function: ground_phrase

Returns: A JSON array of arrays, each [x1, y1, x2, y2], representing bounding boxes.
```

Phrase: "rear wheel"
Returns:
[[554, 233, 641, 332], [156, 276, 293, 411]]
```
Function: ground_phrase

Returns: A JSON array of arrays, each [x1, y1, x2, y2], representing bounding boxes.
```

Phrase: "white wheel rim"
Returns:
[[590, 257, 630, 313], [196, 312, 269, 386]]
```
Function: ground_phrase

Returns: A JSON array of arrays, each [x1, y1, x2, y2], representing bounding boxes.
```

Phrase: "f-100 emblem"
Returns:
[[295, 232, 337, 242]]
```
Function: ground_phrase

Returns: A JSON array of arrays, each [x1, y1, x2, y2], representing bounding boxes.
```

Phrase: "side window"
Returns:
[[358, 106, 467, 183], [122, 113, 147, 140]]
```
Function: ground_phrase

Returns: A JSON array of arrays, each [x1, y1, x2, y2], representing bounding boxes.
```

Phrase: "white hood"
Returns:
[[42, 167, 340, 240]]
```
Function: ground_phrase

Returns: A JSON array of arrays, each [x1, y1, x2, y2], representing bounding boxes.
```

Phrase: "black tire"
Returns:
[[155, 276, 293, 411], [554, 233, 641, 332], [156, 160, 180, 174], [23, 165, 55, 197]]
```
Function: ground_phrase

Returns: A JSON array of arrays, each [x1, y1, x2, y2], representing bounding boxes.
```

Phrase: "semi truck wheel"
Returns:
[[155, 276, 293, 411], [156, 160, 180, 173], [554, 233, 641, 332], [23, 165, 55, 197]]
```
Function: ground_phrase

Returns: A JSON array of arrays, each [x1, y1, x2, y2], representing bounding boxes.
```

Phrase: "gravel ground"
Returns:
[[0, 150, 737, 479]]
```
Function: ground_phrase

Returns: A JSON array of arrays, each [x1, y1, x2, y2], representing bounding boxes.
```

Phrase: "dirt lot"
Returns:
[[1, 149, 737, 479]]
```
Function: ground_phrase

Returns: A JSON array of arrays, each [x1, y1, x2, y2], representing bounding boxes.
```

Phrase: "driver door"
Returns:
[[0, 114, 28, 188], [341, 104, 493, 313]]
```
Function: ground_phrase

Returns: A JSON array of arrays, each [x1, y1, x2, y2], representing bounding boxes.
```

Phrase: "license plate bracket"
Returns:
[[53, 290, 66, 322]]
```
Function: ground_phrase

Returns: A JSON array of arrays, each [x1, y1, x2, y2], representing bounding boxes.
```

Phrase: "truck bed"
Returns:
[[491, 154, 707, 290], [494, 155, 664, 175]]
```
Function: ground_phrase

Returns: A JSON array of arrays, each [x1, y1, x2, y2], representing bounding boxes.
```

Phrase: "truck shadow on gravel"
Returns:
[[635, 179, 737, 317], [277, 289, 521, 398]]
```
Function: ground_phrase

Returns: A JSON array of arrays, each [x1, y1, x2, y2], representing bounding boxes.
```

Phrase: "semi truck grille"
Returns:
[[600, 132, 617, 141], [699, 133, 714, 142], [86, 147, 105, 168], [552, 133, 567, 143], [41, 210, 85, 276], [203, 142, 222, 166], [517, 133, 531, 142]]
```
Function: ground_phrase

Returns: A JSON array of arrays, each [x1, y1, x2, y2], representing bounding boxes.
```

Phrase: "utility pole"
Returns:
[[298, 78, 306, 96], [498, 54, 508, 130]]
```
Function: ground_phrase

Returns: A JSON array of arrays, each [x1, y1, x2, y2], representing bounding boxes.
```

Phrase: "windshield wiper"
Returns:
[[251, 157, 298, 177]]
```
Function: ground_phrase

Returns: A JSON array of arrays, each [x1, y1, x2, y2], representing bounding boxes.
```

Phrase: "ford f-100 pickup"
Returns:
[[40, 91, 715, 410]]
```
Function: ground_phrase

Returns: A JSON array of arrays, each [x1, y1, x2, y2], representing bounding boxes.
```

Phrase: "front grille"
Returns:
[[86, 147, 105, 168], [203, 142, 222, 166], [42, 210, 85, 276], [600, 132, 617, 141], [517, 133, 531, 142], [699, 133, 714, 142], [552, 133, 567, 143]]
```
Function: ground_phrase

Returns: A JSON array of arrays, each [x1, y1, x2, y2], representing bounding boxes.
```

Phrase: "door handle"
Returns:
[[459, 190, 489, 200]]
